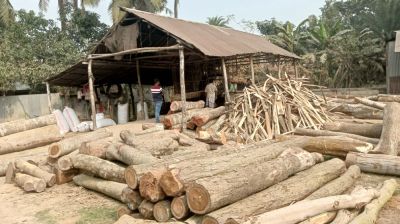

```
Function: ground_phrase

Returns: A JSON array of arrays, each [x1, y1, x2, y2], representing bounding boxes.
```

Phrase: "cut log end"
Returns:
[[138, 200, 155, 219], [121, 187, 142, 208], [48, 144, 61, 158], [186, 183, 211, 215], [160, 170, 184, 197], [124, 166, 138, 189], [116, 206, 132, 218], [139, 172, 165, 202], [171, 196, 189, 220], [153, 200, 172, 222], [202, 216, 220, 224]]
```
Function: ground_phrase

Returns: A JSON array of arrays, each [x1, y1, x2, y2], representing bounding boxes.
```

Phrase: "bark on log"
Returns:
[[331, 209, 360, 224], [135, 125, 165, 136], [49, 128, 112, 158], [171, 101, 205, 112], [295, 128, 380, 145], [0, 114, 56, 137], [163, 109, 208, 128], [14, 173, 46, 193], [328, 103, 383, 119], [142, 123, 160, 130], [202, 159, 346, 224], [14, 159, 56, 187], [154, 200, 173, 222], [139, 200, 155, 219], [71, 154, 125, 182], [276, 135, 373, 157], [196, 119, 217, 132], [305, 165, 361, 200], [354, 97, 385, 110], [121, 187, 142, 210], [207, 114, 226, 133], [0, 161, 7, 176], [346, 152, 400, 176], [73, 174, 126, 202], [323, 122, 382, 138], [297, 212, 336, 224], [349, 179, 398, 224], [191, 106, 226, 127], [114, 214, 184, 224], [372, 103, 400, 155], [375, 94, 400, 103], [79, 138, 113, 159], [106, 143, 159, 165], [244, 186, 379, 224], [116, 206, 132, 218], [171, 195, 190, 220], [0, 125, 62, 155], [186, 148, 321, 214], [196, 130, 225, 145], [57, 150, 79, 171]]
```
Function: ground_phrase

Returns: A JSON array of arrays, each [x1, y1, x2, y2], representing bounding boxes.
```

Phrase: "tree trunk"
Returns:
[[297, 212, 336, 224], [116, 206, 132, 219], [139, 200, 155, 219], [154, 200, 173, 222], [331, 209, 360, 224], [372, 103, 400, 155], [323, 122, 382, 138], [191, 106, 225, 127], [14, 159, 56, 187], [79, 138, 113, 159], [71, 154, 125, 183], [171, 195, 190, 220], [276, 135, 373, 157], [354, 97, 385, 110], [139, 168, 167, 202], [106, 143, 159, 165], [170, 101, 205, 112], [163, 109, 208, 128], [0, 125, 62, 155], [186, 148, 322, 214], [57, 150, 79, 171], [0, 114, 56, 137], [244, 187, 378, 224], [114, 214, 184, 224], [305, 165, 361, 200], [49, 129, 112, 158], [73, 174, 126, 202], [328, 103, 383, 119], [14, 173, 46, 193], [203, 159, 346, 224], [346, 152, 400, 176], [349, 179, 398, 224], [295, 128, 380, 145]]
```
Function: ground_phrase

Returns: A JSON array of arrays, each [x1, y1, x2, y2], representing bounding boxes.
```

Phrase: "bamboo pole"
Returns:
[[179, 46, 187, 130], [250, 56, 255, 85], [88, 45, 180, 60], [278, 56, 282, 79], [45, 82, 52, 113], [88, 59, 97, 130], [222, 58, 231, 103], [136, 60, 145, 120]]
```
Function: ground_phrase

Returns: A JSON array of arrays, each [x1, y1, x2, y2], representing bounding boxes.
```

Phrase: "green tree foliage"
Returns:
[[206, 16, 232, 28], [0, 0, 14, 27], [108, 0, 168, 23]]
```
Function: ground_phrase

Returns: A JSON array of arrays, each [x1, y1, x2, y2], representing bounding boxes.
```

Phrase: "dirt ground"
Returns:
[[0, 120, 399, 224]]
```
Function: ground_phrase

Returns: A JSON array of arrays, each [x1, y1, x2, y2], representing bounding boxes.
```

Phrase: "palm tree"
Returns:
[[0, 0, 14, 27], [206, 16, 230, 28], [267, 20, 308, 54], [174, 0, 179, 18], [108, 0, 168, 23]]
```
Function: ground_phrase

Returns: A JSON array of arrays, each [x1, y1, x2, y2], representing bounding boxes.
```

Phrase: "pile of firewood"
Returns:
[[224, 76, 331, 142]]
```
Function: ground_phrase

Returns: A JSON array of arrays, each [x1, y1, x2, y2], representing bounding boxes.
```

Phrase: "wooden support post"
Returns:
[[278, 56, 282, 79], [294, 59, 298, 79], [45, 82, 53, 113], [179, 46, 187, 130], [250, 56, 255, 85], [221, 58, 231, 103], [88, 59, 97, 130], [136, 60, 145, 120]]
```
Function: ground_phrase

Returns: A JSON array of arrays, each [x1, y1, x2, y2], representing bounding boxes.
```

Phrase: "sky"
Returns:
[[10, 0, 326, 31]]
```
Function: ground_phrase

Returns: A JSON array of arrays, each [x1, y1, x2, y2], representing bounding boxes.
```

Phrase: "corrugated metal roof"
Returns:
[[396, 31, 400, 52], [121, 7, 300, 59]]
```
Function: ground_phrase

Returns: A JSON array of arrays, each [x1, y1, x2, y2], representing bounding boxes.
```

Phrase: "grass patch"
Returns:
[[76, 206, 117, 224], [35, 209, 56, 224]]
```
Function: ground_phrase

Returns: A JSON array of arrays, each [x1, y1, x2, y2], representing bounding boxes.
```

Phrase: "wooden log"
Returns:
[[5, 162, 15, 184], [331, 209, 360, 224], [186, 216, 203, 224], [186, 121, 196, 130], [121, 187, 142, 210], [57, 150, 79, 171], [346, 152, 400, 176], [79, 138, 113, 158], [106, 143, 159, 165], [186, 148, 322, 214], [139, 168, 167, 202], [0, 161, 7, 176], [171, 101, 205, 112], [14, 159, 56, 187], [323, 122, 382, 138], [354, 97, 385, 110], [191, 106, 226, 127], [135, 125, 165, 136], [0, 114, 56, 137], [207, 114, 226, 133], [202, 159, 346, 224], [114, 214, 184, 224], [276, 135, 373, 157], [14, 173, 46, 193], [244, 186, 379, 224], [375, 94, 400, 103], [305, 165, 361, 200], [163, 109, 208, 128], [0, 125, 62, 155], [154, 200, 173, 222], [372, 102, 400, 155], [196, 130, 225, 145], [142, 123, 160, 130], [139, 200, 155, 219], [116, 206, 132, 219], [297, 212, 336, 224], [71, 154, 125, 182], [54, 168, 79, 185], [49, 128, 112, 158], [196, 119, 217, 132], [73, 174, 126, 202], [349, 179, 398, 224], [294, 128, 380, 145], [328, 103, 383, 119], [171, 195, 190, 220]]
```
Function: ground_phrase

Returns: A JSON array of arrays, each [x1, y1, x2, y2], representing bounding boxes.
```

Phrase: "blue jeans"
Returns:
[[154, 101, 163, 123]]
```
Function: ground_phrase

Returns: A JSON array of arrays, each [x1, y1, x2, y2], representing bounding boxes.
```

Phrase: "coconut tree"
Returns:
[[206, 16, 231, 28], [0, 0, 14, 27], [108, 0, 168, 23], [174, 0, 179, 18]]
